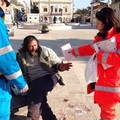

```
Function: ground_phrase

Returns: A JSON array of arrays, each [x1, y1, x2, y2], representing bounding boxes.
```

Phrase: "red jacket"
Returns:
[[73, 28, 120, 104]]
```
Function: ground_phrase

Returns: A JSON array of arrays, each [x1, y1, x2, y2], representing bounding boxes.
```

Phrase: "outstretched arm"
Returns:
[[71, 44, 96, 57], [59, 62, 72, 71], [0, 24, 28, 93]]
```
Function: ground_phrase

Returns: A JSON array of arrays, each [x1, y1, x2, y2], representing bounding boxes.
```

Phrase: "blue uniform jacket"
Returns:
[[0, 8, 27, 120], [0, 14, 27, 90]]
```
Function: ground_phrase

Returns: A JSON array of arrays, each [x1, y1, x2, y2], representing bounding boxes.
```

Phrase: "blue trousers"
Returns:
[[27, 74, 57, 120], [0, 79, 11, 120]]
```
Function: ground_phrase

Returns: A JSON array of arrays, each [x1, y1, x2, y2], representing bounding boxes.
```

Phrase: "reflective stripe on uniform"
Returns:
[[74, 48, 79, 56], [0, 45, 13, 56], [95, 85, 120, 93], [93, 43, 99, 53], [90, 43, 96, 50], [5, 70, 22, 80], [102, 52, 108, 64]]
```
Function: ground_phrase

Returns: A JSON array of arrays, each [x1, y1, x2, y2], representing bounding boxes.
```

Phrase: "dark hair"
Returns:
[[4, 0, 10, 7], [96, 7, 120, 39], [22, 35, 42, 55]]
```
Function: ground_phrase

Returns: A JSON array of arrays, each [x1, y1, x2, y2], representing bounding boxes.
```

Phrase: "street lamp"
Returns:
[[23, 1, 27, 13]]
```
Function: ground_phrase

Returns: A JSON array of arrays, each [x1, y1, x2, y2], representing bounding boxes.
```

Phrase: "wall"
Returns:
[[110, 2, 120, 21], [27, 14, 39, 23], [31, 0, 73, 23]]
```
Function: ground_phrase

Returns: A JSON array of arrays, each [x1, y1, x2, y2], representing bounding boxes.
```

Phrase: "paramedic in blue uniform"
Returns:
[[0, 0, 28, 120]]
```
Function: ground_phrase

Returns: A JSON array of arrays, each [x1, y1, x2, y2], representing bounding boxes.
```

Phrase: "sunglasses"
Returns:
[[4, 0, 10, 7]]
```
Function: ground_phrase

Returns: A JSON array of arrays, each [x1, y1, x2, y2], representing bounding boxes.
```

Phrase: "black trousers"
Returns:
[[27, 75, 57, 120]]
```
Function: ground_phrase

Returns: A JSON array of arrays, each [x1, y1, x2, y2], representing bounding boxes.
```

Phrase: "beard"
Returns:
[[29, 51, 38, 57]]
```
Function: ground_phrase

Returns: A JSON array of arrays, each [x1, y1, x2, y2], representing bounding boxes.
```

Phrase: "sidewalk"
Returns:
[[12, 59, 120, 120], [10, 26, 120, 120], [11, 59, 99, 120]]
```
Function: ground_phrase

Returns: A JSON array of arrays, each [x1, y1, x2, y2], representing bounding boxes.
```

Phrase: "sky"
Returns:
[[23, 0, 109, 11], [74, 0, 108, 11]]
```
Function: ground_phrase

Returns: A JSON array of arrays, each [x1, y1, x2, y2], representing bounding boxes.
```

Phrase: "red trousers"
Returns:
[[99, 102, 117, 120]]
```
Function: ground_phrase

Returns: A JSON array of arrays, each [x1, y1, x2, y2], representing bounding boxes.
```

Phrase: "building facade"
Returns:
[[90, 0, 120, 26], [30, 0, 73, 23], [110, 0, 120, 21], [90, 1, 107, 26]]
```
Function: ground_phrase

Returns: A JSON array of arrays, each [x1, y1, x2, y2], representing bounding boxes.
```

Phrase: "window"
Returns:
[[59, 8, 62, 12], [55, 8, 57, 12], [65, 8, 67, 12], [44, 17, 47, 20], [44, 8, 47, 12], [51, 6, 53, 12], [59, 8, 61, 12]]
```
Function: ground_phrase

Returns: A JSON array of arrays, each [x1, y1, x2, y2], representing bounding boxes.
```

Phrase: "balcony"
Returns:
[[50, 12, 62, 16]]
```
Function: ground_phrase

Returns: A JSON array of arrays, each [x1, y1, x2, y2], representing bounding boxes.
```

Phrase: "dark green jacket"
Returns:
[[17, 46, 65, 85]]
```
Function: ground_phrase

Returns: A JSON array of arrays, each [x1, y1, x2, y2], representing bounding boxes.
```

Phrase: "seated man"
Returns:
[[17, 35, 72, 120]]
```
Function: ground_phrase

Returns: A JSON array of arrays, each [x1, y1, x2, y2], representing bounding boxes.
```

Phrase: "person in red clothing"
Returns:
[[71, 7, 120, 120]]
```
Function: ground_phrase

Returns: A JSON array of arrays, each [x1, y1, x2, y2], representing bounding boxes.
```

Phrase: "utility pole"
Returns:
[[39, 0, 41, 23], [91, 3, 93, 26], [23, 1, 27, 13], [72, 0, 75, 23], [49, 0, 50, 16], [29, 0, 31, 13], [49, 0, 51, 23]]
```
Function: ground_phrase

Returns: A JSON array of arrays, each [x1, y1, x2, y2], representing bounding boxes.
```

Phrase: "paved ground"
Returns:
[[10, 24, 120, 120]]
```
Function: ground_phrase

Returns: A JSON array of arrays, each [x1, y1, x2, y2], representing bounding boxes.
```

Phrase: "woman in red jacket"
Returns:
[[71, 7, 120, 120]]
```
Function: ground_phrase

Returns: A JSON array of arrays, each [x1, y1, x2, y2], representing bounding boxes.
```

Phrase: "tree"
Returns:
[[91, 0, 105, 2], [75, 8, 90, 15], [87, 7, 91, 15], [75, 9, 82, 14]]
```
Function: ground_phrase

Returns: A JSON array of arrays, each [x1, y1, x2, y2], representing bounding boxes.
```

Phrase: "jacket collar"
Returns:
[[0, 7, 5, 18], [106, 27, 116, 39], [94, 27, 116, 42]]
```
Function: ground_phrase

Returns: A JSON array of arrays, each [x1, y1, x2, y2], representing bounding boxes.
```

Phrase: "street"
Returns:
[[10, 25, 120, 120]]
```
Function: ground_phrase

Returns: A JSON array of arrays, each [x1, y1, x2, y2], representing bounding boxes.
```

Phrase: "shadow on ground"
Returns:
[[10, 38, 92, 63], [11, 115, 27, 120]]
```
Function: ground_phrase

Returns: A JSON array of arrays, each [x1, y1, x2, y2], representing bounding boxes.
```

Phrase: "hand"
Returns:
[[19, 85, 29, 93], [59, 62, 72, 71]]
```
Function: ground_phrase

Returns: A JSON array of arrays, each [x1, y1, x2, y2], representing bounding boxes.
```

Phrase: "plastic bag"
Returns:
[[85, 53, 97, 84]]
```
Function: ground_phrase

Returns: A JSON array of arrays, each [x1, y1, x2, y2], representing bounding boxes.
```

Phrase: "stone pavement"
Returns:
[[10, 25, 120, 120]]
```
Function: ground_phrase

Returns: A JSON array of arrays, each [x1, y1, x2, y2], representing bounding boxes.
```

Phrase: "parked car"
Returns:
[[6, 24, 14, 36]]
